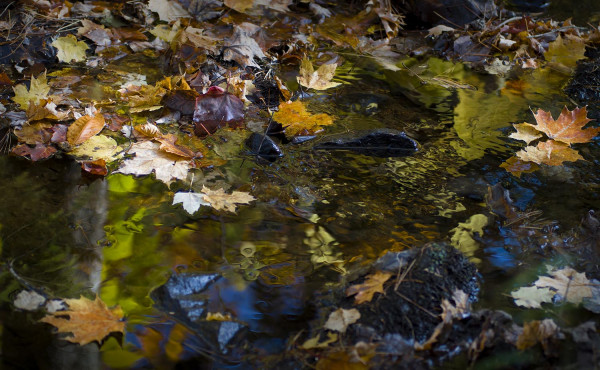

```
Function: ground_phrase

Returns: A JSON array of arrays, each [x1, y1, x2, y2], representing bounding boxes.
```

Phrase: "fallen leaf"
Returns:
[[511, 286, 555, 308], [500, 156, 540, 177], [535, 267, 593, 304], [324, 308, 361, 333], [297, 57, 341, 90], [223, 24, 266, 68], [199, 185, 256, 213], [134, 122, 162, 138], [13, 122, 52, 144], [346, 271, 392, 304], [14, 290, 46, 311], [116, 141, 191, 184], [40, 295, 125, 345], [524, 106, 600, 144], [68, 134, 123, 162], [77, 19, 112, 46], [509, 122, 543, 144], [516, 319, 561, 355], [51, 34, 89, 63], [427, 25, 455, 37], [516, 140, 583, 165], [193, 87, 245, 136], [12, 144, 57, 161], [81, 159, 108, 176], [544, 34, 586, 71], [12, 72, 50, 109], [272, 100, 334, 138], [148, 0, 190, 22], [225, 0, 292, 14], [67, 113, 106, 145], [156, 134, 197, 159], [205, 312, 233, 321], [440, 289, 470, 323], [301, 332, 338, 349], [173, 192, 211, 214]]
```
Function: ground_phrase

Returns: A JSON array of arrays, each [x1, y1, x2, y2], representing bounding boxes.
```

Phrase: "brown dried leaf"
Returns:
[[14, 122, 53, 144], [526, 106, 599, 144], [346, 271, 392, 304], [534, 267, 593, 304], [516, 319, 561, 354], [81, 159, 108, 176], [324, 308, 360, 333], [67, 113, 105, 145], [199, 186, 256, 213], [516, 140, 583, 166], [39, 295, 125, 345], [500, 156, 540, 177], [509, 123, 543, 144], [156, 134, 197, 159], [12, 144, 57, 161]]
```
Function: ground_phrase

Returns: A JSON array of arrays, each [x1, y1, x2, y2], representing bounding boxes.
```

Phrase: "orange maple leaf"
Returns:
[[40, 295, 125, 345], [500, 156, 539, 177], [516, 140, 583, 166], [524, 106, 600, 144], [272, 100, 334, 138], [346, 271, 392, 304]]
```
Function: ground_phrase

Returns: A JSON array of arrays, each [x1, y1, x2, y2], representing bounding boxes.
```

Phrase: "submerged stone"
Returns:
[[314, 129, 418, 157], [245, 133, 283, 161]]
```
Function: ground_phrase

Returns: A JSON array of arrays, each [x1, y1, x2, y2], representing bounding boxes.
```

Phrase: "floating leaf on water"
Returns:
[[199, 186, 256, 213], [12, 72, 50, 109], [116, 141, 191, 184], [173, 192, 211, 214], [52, 34, 89, 63], [511, 286, 555, 308], [68, 134, 123, 162], [324, 308, 360, 333], [147, 0, 190, 22], [525, 106, 599, 145], [272, 100, 333, 138], [516, 140, 583, 166], [297, 57, 341, 90], [346, 271, 392, 304], [67, 113, 106, 145]]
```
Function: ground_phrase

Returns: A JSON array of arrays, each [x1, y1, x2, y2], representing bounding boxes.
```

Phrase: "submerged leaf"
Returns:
[[297, 57, 341, 90], [272, 100, 334, 138], [40, 295, 125, 345]]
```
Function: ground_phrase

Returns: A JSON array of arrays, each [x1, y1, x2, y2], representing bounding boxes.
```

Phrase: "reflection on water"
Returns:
[[2, 36, 600, 369]]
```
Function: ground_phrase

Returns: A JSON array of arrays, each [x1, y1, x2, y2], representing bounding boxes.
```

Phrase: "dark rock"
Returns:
[[246, 133, 283, 161], [314, 129, 418, 157]]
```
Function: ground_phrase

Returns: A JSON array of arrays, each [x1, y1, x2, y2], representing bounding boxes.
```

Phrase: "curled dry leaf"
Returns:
[[297, 57, 341, 90], [346, 270, 392, 304], [272, 100, 334, 138], [40, 295, 125, 346], [67, 113, 105, 145]]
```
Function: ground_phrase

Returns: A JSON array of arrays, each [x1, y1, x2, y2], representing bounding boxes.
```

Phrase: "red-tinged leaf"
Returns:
[[516, 140, 584, 165], [14, 122, 53, 144], [193, 86, 244, 136], [103, 113, 130, 131], [12, 144, 57, 161], [81, 159, 108, 176], [50, 124, 68, 144], [0, 71, 12, 86], [68, 113, 106, 145], [163, 89, 199, 115]]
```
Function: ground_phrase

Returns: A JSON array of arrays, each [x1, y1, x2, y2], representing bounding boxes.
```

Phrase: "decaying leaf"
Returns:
[[12, 72, 50, 109], [116, 141, 191, 184], [535, 267, 593, 304], [40, 295, 125, 345], [324, 308, 360, 333], [440, 289, 470, 323], [512, 267, 595, 308], [516, 140, 583, 166], [346, 271, 392, 304], [544, 34, 586, 71], [156, 134, 197, 159], [68, 135, 123, 162], [12, 143, 57, 161], [297, 57, 341, 90], [13, 122, 52, 144], [173, 191, 211, 214], [223, 24, 266, 69], [272, 100, 334, 138], [51, 34, 89, 63], [524, 106, 600, 145], [198, 185, 256, 213], [301, 332, 338, 349], [500, 156, 540, 177], [193, 87, 245, 136], [516, 319, 562, 354], [14, 290, 46, 311], [148, 0, 190, 22], [67, 113, 106, 145], [511, 286, 555, 309]]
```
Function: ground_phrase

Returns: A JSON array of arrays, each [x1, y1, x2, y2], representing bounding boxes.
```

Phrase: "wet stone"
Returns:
[[314, 129, 418, 157]]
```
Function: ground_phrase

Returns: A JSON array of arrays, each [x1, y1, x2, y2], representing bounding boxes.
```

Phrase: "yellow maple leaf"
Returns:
[[40, 295, 125, 345], [200, 185, 256, 213], [297, 57, 341, 90], [516, 140, 583, 166], [51, 34, 89, 63], [345, 271, 392, 304], [12, 72, 50, 109], [272, 100, 334, 138], [544, 34, 586, 71]]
